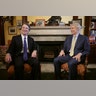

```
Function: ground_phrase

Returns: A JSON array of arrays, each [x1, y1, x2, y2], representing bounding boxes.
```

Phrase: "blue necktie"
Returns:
[[23, 37, 28, 61]]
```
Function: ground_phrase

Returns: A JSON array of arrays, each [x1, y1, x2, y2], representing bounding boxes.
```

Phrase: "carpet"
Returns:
[[85, 68, 96, 80], [41, 72, 55, 80], [40, 68, 96, 80], [0, 68, 96, 80]]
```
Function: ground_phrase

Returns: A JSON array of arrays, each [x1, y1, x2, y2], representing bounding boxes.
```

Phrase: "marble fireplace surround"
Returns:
[[28, 26, 71, 41], [28, 26, 71, 61]]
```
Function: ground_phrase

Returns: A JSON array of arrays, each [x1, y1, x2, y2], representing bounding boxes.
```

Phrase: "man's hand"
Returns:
[[31, 50, 37, 58], [5, 53, 12, 63], [58, 50, 65, 56], [73, 53, 82, 62]]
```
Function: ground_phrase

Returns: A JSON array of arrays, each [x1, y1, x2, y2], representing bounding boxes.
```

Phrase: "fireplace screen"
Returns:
[[44, 51, 54, 58], [37, 41, 63, 62]]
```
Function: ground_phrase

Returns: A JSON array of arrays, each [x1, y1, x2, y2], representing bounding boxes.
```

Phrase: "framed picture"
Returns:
[[8, 26, 17, 35], [17, 20, 22, 26], [91, 22, 96, 29], [72, 19, 82, 26], [92, 16, 96, 20], [35, 19, 45, 26], [89, 35, 96, 44]]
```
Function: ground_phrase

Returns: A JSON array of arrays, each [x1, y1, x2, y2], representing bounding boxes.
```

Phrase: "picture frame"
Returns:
[[8, 26, 17, 35], [72, 19, 82, 26], [16, 20, 22, 30], [35, 19, 45, 26], [92, 16, 96, 20], [17, 20, 22, 26]]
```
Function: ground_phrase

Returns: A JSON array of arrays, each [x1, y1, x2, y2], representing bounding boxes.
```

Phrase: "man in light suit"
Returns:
[[54, 23, 90, 80], [5, 23, 40, 80]]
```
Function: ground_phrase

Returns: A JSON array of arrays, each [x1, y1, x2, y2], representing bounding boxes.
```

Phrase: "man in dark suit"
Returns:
[[54, 23, 90, 80], [5, 23, 40, 80]]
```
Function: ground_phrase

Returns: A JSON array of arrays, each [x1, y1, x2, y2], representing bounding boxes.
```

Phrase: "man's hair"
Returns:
[[21, 22, 30, 31], [70, 22, 81, 30]]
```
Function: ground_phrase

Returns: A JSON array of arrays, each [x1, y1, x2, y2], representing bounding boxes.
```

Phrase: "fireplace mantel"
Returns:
[[28, 26, 71, 41]]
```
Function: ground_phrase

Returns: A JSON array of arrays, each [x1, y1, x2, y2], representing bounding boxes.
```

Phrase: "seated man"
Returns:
[[5, 23, 40, 80], [54, 22, 90, 80]]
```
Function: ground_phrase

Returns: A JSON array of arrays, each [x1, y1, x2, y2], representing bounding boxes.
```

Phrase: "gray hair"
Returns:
[[70, 22, 82, 30]]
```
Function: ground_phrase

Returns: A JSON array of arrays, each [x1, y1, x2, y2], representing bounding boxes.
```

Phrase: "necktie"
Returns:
[[23, 37, 28, 61], [69, 36, 76, 56]]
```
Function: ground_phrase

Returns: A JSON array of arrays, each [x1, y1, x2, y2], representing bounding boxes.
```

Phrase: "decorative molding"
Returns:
[[28, 26, 71, 41]]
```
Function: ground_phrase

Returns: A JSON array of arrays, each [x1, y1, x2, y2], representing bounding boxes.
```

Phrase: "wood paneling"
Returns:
[[0, 17, 5, 45], [84, 16, 96, 64], [22, 16, 27, 23]]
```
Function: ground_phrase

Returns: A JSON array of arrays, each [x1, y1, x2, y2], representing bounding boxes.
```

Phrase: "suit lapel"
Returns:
[[28, 36, 31, 49], [68, 36, 73, 51], [18, 35, 22, 48], [75, 34, 81, 48]]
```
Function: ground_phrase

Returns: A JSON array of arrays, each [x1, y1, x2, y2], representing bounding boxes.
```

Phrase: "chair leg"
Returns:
[[61, 70, 69, 80], [80, 75, 84, 80], [8, 73, 15, 80], [78, 71, 86, 80]]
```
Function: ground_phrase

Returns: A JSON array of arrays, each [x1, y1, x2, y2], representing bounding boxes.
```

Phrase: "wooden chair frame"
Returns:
[[61, 56, 88, 80]]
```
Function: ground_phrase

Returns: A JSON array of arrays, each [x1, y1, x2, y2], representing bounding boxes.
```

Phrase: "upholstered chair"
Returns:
[[7, 43, 41, 80], [61, 56, 88, 80]]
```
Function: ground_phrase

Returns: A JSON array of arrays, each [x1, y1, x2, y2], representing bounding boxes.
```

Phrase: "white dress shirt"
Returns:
[[21, 34, 29, 53]]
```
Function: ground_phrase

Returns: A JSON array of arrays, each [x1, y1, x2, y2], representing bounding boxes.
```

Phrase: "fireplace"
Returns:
[[28, 26, 71, 62], [36, 41, 63, 62]]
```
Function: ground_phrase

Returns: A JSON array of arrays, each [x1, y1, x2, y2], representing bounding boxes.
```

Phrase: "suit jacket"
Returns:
[[63, 34, 90, 62], [6, 35, 37, 58]]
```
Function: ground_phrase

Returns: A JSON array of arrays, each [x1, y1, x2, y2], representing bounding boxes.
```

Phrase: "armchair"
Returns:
[[7, 43, 41, 80], [61, 56, 88, 80]]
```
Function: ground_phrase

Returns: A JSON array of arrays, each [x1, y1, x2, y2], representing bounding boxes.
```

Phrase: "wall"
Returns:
[[4, 16, 85, 45], [28, 16, 85, 34], [27, 16, 73, 23], [78, 16, 85, 34], [4, 16, 22, 45]]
